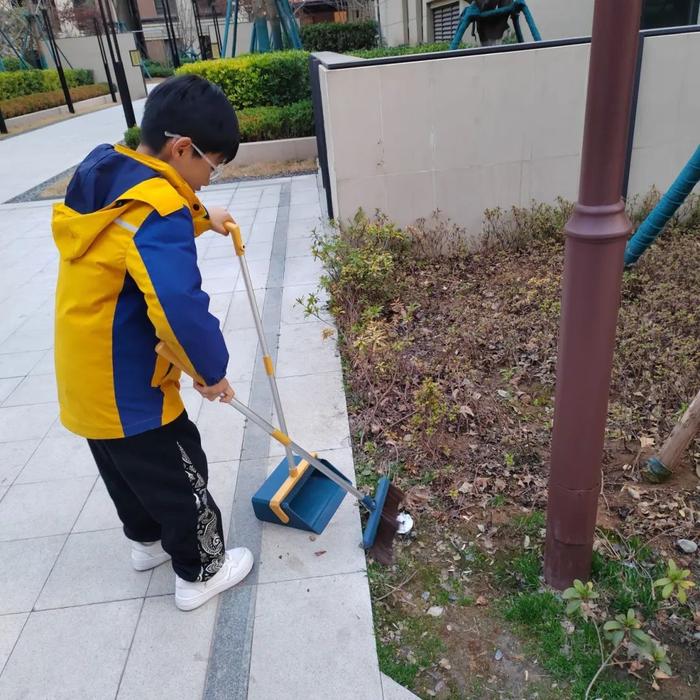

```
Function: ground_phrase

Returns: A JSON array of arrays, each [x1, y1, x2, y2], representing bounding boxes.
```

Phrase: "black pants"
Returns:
[[87, 411, 225, 582]]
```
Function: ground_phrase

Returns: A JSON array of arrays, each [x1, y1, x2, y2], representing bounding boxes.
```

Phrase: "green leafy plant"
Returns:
[[653, 559, 695, 604], [301, 20, 377, 52], [562, 579, 599, 617]]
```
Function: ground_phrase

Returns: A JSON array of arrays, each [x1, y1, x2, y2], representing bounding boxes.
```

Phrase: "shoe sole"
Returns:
[[131, 554, 172, 571], [175, 552, 254, 611]]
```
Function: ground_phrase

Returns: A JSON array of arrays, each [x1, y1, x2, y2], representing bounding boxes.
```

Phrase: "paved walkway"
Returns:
[[0, 98, 146, 203], [0, 161, 418, 698]]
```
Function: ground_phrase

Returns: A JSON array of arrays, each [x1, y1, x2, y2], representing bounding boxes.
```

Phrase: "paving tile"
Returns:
[[0, 440, 39, 489], [290, 188, 321, 206], [36, 528, 150, 609], [248, 221, 276, 243], [280, 283, 331, 326], [287, 217, 322, 240], [223, 327, 259, 382], [27, 348, 55, 375], [235, 258, 270, 292], [257, 448, 365, 584], [2, 373, 57, 407], [117, 595, 217, 700], [289, 203, 323, 221], [0, 613, 28, 674], [0, 377, 22, 404], [0, 535, 64, 614], [276, 321, 340, 378], [283, 254, 325, 287], [248, 572, 382, 700], [242, 239, 274, 262], [223, 289, 266, 331], [382, 673, 421, 700], [0, 403, 58, 442], [268, 372, 351, 457], [72, 478, 122, 533], [0, 476, 95, 541], [285, 236, 314, 258], [195, 382, 250, 463], [16, 434, 96, 483], [0, 599, 142, 700]]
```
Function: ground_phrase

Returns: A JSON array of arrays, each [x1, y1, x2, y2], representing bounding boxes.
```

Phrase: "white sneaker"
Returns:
[[175, 548, 254, 612], [131, 541, 171, 571]]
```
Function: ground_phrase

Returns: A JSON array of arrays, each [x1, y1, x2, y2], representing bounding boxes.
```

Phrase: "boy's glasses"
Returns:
[[164, 131, 225, 182]]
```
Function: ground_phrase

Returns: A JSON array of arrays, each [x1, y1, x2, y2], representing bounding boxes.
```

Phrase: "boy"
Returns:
[[52, 74, 253, 611]]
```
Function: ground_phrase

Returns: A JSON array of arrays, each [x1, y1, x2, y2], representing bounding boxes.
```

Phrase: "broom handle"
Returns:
[[225, 397, 371, 506], [225, 221, 296, 476], [155, 341, 371, 508]]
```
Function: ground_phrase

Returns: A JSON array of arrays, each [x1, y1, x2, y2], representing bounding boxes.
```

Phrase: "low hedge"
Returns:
[[0, 68, 93, 101], [351, 41, 473, 58], [238, 99, 313, 142], [123, 98, 314, 149], [301, 21, 378, 52], [0, 83, 109, 118], [177, 51, 310, 108]]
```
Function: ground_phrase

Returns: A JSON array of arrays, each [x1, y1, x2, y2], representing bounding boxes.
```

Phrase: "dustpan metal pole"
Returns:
[[236, 243, 296, 472], [226, 397, 370, 505]]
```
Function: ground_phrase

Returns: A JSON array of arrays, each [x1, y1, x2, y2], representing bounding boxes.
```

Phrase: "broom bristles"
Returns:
[[368, 483, 405, 565]]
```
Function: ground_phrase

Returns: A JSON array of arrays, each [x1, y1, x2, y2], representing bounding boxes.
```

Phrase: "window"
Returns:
[[641, 0, 700, 29], [432, 2, 460, 42]]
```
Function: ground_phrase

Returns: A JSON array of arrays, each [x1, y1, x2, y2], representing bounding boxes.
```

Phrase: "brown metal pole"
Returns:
[[543, 0, 642, 590]]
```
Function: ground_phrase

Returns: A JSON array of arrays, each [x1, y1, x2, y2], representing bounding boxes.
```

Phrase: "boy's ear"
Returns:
[[167, 136, 192, 160]]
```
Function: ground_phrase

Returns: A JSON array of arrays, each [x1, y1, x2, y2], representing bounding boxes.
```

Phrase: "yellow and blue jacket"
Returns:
[[52, 144, 228, 439]]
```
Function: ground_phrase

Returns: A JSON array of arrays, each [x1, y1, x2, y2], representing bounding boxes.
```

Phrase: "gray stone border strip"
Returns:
[[203, 182, 291, 700]]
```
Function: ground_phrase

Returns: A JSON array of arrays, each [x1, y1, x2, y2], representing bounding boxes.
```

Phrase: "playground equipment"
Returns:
[[221, 0, 301, 56], [624, 144, 700, 267], [450, 0, 541, 50]]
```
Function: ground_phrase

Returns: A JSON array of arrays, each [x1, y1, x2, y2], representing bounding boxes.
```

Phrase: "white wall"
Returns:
[[319, 30, 700, 236], [48, 33, 147, 100], [627, 31, 700, 196]]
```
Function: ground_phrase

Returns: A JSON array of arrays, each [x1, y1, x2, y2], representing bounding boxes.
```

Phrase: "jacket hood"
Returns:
[[52, 144, 207, 260]]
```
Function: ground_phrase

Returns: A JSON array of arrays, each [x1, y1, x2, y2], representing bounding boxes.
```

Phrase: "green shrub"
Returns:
[[0, 83, 108, 118], [143, 59, 174, 78], [351, 41, 472, 58], [0, 67, 93, 101], [122, 98, 313, 148], [124, 125, 141, 149], [1, 56, 22, 71], [238, 99, 313, 142], [177, 51, 310, 108], [301, 21, 378, 52]]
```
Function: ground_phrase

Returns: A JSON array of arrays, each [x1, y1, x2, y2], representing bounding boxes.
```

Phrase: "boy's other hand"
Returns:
[[194, 377, 235, 403], [208, 207, 235, 235]]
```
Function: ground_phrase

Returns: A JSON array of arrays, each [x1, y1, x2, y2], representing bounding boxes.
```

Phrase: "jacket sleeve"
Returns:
[[125, 206, 229, 385]]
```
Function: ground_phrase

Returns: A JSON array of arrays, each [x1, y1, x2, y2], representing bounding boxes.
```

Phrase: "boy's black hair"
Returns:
[[140, 74, 240, 163]]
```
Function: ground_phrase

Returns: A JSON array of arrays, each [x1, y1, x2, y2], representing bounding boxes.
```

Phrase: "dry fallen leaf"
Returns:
[[314, 550, 327, 557]]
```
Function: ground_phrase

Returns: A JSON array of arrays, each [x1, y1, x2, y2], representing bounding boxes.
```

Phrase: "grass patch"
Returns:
[[505, 592, 638, 699]]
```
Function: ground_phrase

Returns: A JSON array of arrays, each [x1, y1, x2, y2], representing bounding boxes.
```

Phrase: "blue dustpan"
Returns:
[[252, 454, 350, 534]]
